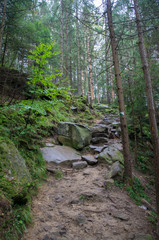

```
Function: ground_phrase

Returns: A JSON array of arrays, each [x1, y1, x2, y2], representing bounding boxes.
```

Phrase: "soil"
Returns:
[[22, 116, 156, 240], [22, 160, 156, 240]]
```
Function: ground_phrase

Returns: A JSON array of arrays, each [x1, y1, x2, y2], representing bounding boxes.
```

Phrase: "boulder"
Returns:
[[98, 144, 123, 165], [90, 124, 109, 134], [72, 161, 87, 169], [89, 145, 107, 154], [58, 122, 91, 150], [104, 179, 114, 189], [41, 145, 81, 167], [91, 137, 108, 144], [82, 154, 98, 165], [106, 161, 123, 179], [0, 138, 31, 183]]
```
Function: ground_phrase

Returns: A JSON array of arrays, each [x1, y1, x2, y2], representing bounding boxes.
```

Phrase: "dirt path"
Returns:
[[22, 162, 154, 240]]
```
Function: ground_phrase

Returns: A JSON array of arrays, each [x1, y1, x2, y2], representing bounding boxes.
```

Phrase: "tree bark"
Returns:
[[107, 0, 132, 180], [0, 0, 7, 57], [133, 0, 159, 234], [103, 0, 110, 104], [76, 1, 81, 95], [110, 65, 115, 102], [60, 0, 64, 74], [87, 26, 94, 105]]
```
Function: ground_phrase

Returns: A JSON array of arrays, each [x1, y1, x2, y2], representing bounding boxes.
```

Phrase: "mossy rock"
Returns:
[[0, 138, 31, 184], [98, 145, 124, 165], [58, 122, 91, 150]]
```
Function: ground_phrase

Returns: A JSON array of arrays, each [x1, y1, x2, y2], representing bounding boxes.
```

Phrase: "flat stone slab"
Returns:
[[41, 146, 81, 167], [82, 154, 98, 165], [72, 161, 87, 169], [113, 212, 130, 221]]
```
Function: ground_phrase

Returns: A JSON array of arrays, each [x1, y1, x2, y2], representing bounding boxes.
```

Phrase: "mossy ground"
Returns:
[[0, 96, 101, 239]]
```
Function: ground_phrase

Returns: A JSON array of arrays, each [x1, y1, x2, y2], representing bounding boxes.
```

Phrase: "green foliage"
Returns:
[[147, 211, 157, 225], [126, 177, 151, 205], [55, 170, 63, 179]]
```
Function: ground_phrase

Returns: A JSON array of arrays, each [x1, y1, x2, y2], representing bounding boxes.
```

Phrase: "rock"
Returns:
[[89, 145, 107, 154], [106, 161, 123, 179], [82, 154, 98, 165], [0, 138, 31, 183], [91, 137, 108, 144], [140, 199, 156, 212], [90, 124, 109, 134], [112, 121, 120, 128], [104, 179, 114, 189], [113, 212, 130, 221], [45, 143, 54, 147], [76, 214, 86, 224], [41, 145, 81, 167], [71, 106, 77, 112], [72, 161, 87, 169], [128, 232, 135, 239], [43, 235, 57, 240], [58, 122, 91, 150], [83, 169, 91, 175], [134, 234, 153, 240], [98, 144, 123, 165], [92, 132, 108, 138]]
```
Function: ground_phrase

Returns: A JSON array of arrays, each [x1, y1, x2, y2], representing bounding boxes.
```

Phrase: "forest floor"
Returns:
[[22, 117, 156, 240]]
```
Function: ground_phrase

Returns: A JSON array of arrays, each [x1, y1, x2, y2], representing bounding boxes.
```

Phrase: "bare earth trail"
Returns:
[[22, 157, 154, 240], [22, 113, 155, 240]]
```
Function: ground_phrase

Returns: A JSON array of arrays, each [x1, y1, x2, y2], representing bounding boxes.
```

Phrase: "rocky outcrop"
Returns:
[[72, 161, 87, 169], [97, 143, 123, 165], [0, 138, 31, 183], [82, 154, 98, 165], [58, 122, 91, 150], [106, 161, 123, 179], [41, 145, 81, 167]]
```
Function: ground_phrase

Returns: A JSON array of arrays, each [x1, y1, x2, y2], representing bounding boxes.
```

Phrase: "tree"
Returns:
[[107, 0, 132, 180], [133, 0, 159, 234]]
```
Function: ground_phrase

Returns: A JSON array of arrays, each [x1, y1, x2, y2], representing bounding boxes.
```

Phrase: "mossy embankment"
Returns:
[[0, 94, 102, 240]]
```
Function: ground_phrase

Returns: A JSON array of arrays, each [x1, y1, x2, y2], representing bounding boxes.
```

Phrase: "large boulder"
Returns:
[[97, 143, 123, 165], [58, 122, 91, 150], [0, 138, 31, 183], [106, 161, 123, 179], [41, 145, 81, 167]]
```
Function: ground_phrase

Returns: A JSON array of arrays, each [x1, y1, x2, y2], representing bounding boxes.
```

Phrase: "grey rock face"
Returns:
[[91, 137, 108, 144], [72, 161, 87, 169], [82, 154, 98, 165], [89, 145, 107, 154], [98, 144, 123, 165], [106, 161, 123, 179], [58, 122, 91, 150], [113, 212, 130, 221], [90, 124, 109, 134], [41, 145, 81, 167]]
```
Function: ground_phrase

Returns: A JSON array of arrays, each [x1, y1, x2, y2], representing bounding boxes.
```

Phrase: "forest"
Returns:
[[0, 0, 159, 239]]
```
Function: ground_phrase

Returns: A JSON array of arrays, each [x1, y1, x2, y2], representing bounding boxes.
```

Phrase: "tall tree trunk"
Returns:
[[107, 0, 132, 180], [85, 35, 90, 104], [0, 0, 7, 57], [103, 0, 110, 104], [133, 0, 159, 234], [60, 0, 64, 74], [1, 33, 7, 66], [110, 65, 115, 102], [87, 26, 94, 105], [68, 19, 72, 88], [76, 1, 81, 95], [65, 9, 69, 80]]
